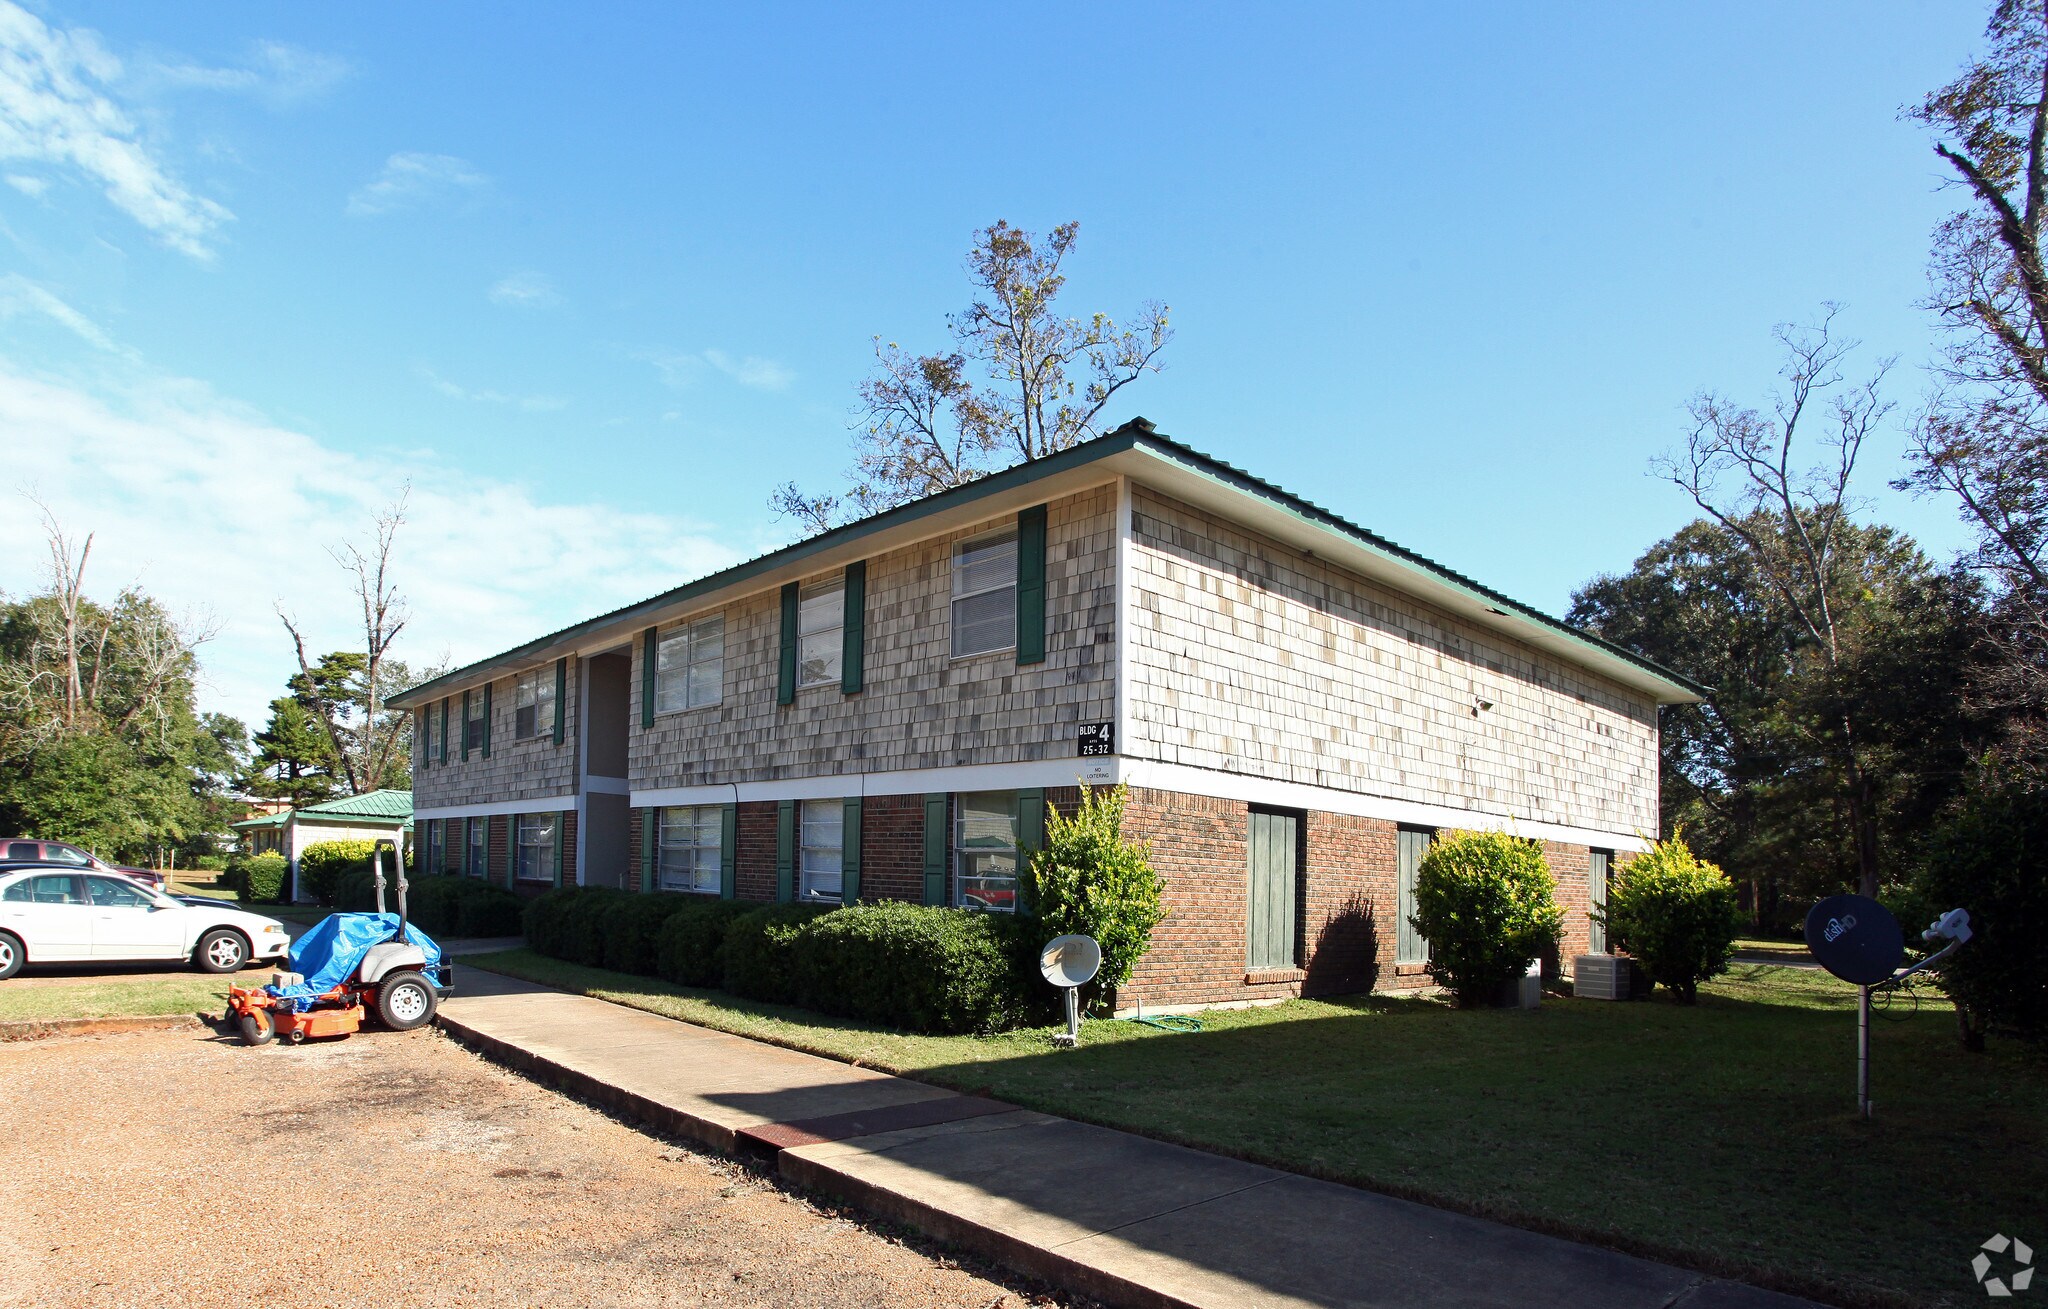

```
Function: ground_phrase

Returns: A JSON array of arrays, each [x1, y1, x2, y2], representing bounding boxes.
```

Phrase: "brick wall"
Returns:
[[625, 807, 643, 887], [735, 801, 778, 903], [860, 793, 926, 904], [488, 816, 508, 891]]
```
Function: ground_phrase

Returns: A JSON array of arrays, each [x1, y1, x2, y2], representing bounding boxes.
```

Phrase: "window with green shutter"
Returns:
[[777, 583, 799, 705], [841, 797, 863, 905], [841, 560, 866, 694], [554, 658, 567, 745], [1397, 826, 1434, 965], [922, 794, 948, 906]]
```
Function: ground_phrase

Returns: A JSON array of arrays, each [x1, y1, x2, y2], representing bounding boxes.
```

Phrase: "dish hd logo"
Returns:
[[1975, 1234, 2034, 1297]]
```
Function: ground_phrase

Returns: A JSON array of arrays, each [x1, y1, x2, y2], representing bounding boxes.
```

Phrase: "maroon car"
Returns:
[[0, 839, 165, 889]]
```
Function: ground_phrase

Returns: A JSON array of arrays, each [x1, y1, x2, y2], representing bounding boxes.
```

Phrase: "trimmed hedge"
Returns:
[[332, 868, 524, 938], [519, 887, 1052, 1034], [224, 852, 288, 904], [654, 900, 757, 986], [1599, 835, 1739, 1005], [719, 902, 837, 1003], [300, 839, 382, 906], [792, 901, 1032, 1034]]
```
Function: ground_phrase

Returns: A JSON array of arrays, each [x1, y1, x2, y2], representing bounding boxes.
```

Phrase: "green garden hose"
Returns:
[[1123, 1013, 1203, 1033]]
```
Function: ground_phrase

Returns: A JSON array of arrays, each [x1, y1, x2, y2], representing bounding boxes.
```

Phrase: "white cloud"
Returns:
[[0, 354, 741, 732], [347, 151, 486, 218], [0, 273, 120, 353], [140, 40, 351, 107], [645, 348, 794, 392], [488, 271, 558, 308], [418, 366, 567, 412], [5, 171, 43, 196], [0, 1, 231, 259]]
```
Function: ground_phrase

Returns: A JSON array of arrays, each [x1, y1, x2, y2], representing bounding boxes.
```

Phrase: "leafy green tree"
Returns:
[[1598, 835, 1741, 1004], [772, 221, 1171, 532], [246, 694, 341, 806]]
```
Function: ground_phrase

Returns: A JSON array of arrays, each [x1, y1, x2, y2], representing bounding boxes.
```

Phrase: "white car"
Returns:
[[0, 866, 292, 980]]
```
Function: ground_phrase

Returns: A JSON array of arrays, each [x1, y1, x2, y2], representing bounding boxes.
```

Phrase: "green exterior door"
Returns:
[[1397, 826, 1433, 965], [1246, 810, 1299, 970], [1588, 849, 1610, 954]]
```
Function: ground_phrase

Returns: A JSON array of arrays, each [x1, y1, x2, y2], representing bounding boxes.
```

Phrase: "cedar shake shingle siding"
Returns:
[[1126, 487, 1659, 839], [412, 659, 581, 810], [631, 487, 1117, 789]]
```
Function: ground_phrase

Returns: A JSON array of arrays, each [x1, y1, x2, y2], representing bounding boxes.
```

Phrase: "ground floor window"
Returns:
[[955, 790, 1018, 912], [467, 816, 487, 878], [426, 821, 443, 874], [1396, 825, 1434, 964], [659, 805, 721, 894], [516, 813, 556, 881], [799, 799, 843, 901]]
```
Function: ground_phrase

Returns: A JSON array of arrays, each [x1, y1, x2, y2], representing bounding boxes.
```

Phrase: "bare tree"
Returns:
[[30, 495, 95, 730], [774, 221, 1171, 531], [277, 487, 411, 795], [1905, 0, 2048, 747], [1654, 309, 1896, 896]]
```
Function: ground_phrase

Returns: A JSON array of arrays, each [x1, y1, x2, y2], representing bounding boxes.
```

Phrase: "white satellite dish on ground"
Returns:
[[1040, 934, 1101, 1048]]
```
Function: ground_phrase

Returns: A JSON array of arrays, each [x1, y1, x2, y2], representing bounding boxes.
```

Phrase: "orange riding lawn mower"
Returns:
[[225, 842, 451, 1046]]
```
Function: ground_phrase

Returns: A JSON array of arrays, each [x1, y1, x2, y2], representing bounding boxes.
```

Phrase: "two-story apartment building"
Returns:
[[389, 421, 1701, 1010]]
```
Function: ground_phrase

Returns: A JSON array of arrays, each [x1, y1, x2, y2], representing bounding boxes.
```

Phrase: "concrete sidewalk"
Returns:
[[439, 968, 1819, 1309]]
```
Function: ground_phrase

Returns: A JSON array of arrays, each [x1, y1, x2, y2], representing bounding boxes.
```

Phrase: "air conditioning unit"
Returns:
[[1573, 954, 1640, 1001]]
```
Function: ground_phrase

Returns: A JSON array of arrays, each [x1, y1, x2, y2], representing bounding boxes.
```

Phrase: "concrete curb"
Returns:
[[0, 1013, 210, 1042]]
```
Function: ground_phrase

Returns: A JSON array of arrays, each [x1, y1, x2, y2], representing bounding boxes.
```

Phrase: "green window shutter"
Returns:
[[777, 582, 799, 705], [553, 658, 567, 745], [415, 709, 427, 766], [641, 809, 657, 893], [841, 561, 866, 695], [641, 627, 658, 729], [720, 804, 738, 900], [1016, 504, 1047, 665], [775, 799, 795, 902], [1016, 787, 1045, 916], [841, 796, 863, 906], [481, 683, 493, 758], [439, 699, 449, 765], [554, 811, 566, 887], [922, 793, 948, 906], [460, 691, 471, 762]]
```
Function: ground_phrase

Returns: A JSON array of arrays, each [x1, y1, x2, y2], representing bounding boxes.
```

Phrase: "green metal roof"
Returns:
[[389, 421, 1707, 707], [229, 811, 287, 830], [298, 789, 414, 820]]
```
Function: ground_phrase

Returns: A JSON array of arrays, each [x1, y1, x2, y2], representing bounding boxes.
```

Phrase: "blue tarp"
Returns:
[[265, 913, 442, 1010]]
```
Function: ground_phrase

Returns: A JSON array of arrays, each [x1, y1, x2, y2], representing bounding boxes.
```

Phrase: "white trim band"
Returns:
[[414, 792, 580, 821]]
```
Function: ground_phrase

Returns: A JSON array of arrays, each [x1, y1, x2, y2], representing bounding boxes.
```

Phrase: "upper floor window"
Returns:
[[514, 667, 556, 740], [797, 579, 843, 688], [465, 692, 486, 751], [658, 805, 722, 894], [799, 799, 843, 901], [656, 614, 723, 714], [952, 530, 1017, 658], [421, 703, 440, 763], [955, 790, 1019, 912]]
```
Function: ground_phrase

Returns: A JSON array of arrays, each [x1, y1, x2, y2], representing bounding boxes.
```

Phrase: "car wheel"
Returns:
[[238, 1008, 275, 1046], [194, 929, 248, 974], [375, 971, 436, 1031], [0, 932, 22, 981]]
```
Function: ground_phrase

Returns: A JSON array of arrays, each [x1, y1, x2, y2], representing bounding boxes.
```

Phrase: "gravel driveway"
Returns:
[[0, 1026, 1070, 1309]]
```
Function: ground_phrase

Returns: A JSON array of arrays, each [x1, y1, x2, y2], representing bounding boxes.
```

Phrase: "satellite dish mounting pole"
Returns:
[[1857, 984, 1872, 1120], [1062, 985, 1080, 1048]]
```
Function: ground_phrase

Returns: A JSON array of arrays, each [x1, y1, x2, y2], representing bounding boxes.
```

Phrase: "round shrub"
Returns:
[[655, 900, 756, 987], [1599, 835, 1739, 1004], [563, 888, 633, 967], [226, 852, 288, 904], [298, 839, 383, 906], [1021, 784, 1165, 1009], [407, 874, 461, 931], [600, 893, 698, 976], [524, 887, 580, 956], [791, 901, 1032, 1034], [452, 881, 525, 938], [1411, 830, 1564, 1007], [720, 903, 836, 1003]]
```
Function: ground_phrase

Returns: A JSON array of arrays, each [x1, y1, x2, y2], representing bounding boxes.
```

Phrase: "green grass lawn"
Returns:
[[0, 976, 230, 1023], [462, 948, 2043, 1309]]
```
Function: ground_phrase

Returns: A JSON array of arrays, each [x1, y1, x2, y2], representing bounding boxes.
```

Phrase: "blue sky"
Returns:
[[0, 1, 1991, 731]]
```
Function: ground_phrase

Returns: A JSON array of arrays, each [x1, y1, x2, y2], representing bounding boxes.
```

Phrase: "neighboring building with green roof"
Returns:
[[231, 789, 413, 901], [389, 421, 1701, 1011]]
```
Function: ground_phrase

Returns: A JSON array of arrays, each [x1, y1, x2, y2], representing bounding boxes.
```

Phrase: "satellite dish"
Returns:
[[1040, 934, 1102, 988], [1804, 894, 1905, 986]]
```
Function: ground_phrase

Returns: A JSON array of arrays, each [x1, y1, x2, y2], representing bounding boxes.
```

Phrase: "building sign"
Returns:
[[1078, 721, 1114, 757]]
